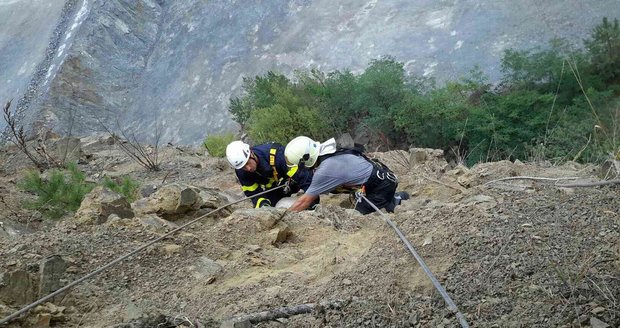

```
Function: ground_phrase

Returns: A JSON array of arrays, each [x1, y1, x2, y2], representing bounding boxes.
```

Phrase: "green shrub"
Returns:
[[19, 163, 94, 219], [247, 104, 330, 144], [394, 82, 474, 150], [229, 72, 292, 129], [585, 17, 620, 84], [203, 133, 236, 157], [103, 176, 140, 203], [245, 76, 332, 144], [228, 18, 620, 164]]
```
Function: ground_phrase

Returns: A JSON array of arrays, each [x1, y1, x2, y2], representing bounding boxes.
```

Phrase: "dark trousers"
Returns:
[[354, 167, 398, 215]]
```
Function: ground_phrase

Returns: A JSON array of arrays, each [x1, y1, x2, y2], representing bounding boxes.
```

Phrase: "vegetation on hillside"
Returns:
[[19, 163, 95, 218], [229, 17, 620, 165], [19, 163, 139, 218], [203, 133, 236, 157]]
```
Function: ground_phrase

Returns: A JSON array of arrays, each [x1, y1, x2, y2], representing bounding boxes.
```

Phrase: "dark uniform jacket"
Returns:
[[235, 143, 313, 207]]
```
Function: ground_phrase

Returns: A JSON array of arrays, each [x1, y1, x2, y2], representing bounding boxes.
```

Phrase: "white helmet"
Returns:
[[285, 136, 319, 168], [226, 141, 251, 169], [285, 136, 337, 168]]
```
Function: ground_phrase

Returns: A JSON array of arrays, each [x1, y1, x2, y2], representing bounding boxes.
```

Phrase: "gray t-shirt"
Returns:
[[305, 154, 373, 196]]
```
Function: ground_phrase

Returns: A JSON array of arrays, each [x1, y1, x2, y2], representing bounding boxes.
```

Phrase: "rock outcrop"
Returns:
[[74, 186, 134, 225], [4, 0, 619, 143]]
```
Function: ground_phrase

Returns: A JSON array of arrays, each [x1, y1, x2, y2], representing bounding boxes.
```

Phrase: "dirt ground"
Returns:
[[0, 137, 618, 328]]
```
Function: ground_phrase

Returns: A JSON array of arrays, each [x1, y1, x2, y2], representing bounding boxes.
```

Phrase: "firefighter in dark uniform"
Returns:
[[225, 140, 314, 208]]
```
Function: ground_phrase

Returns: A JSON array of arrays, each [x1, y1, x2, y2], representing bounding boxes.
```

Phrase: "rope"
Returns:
[[359, 195, 471, 328], [556, 178, 620, 188], [0, 185, 286, 325]]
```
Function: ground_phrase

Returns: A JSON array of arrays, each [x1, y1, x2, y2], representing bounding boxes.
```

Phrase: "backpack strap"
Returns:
[[269, 147, 279, 181]]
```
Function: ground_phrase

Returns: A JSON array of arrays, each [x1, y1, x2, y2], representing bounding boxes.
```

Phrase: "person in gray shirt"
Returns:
[[284, 136, 409, 214]]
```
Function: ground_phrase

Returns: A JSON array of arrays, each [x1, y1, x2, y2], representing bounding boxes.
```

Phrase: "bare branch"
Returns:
[[98, 117, 161, 171], [485, 176, 580, 185], [224, 299, 347, 325], [485, 175, 620, 188], [2, 100, 61, 170], [556, 179, 620, 188]]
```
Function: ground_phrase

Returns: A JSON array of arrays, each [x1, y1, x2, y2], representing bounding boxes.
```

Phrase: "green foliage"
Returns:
[[247, 90, 331, 144], [229, 72, 291, 128], [19, 165, 144, 219], [103, 176, 140, 203], [501, 39, 572, 91], [298, 68, 358, 133], [203, 133, 236, 157], [355, 57, 408, 139], [394, 82, 471, 149], [585, 17, 620, 83], [229, 17, 620, 165], [466, 90, 556, 163], [229, 97, 252, 129], [230, 70, 332, 144], [19, 163, 94, 219]]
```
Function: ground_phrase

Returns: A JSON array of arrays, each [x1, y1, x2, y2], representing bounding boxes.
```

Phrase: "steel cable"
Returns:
[[359, 195, 470, 328], [0, 185, 286, 325]]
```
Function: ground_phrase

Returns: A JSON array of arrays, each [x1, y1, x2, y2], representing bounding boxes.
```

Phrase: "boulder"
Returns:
[[226, 208, 283, 231], [198, 188, 228, 210], [189, 257, 223, 280], [457, 160, 523, 188], [0, 269, 39, 305], [222, 208, 293, 247], [137, 214, 178, 233], [267, 224, 292, 245], [46, 137, 84, 164], [39, 256, 67, 297], [409, 148, 445, 166], [337, 133, 355, 149], [34, 313, 51, 328], [275, 196, 296, 209], [32, 302, 67, 326], [407, 148, 451, 174], [79, 134, 115, 151], [132, 183, 203, 220], [74, 186, 134, 225]]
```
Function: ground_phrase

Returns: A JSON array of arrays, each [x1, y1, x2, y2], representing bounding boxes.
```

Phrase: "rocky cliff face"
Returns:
[[2, 0, 618, 144]]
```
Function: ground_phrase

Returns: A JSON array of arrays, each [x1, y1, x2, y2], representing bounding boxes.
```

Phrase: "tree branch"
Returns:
[[223, 299, 347, 325]]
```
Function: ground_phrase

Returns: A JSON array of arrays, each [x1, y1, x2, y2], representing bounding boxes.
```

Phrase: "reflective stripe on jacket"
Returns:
[[235, 143, 313, 207]]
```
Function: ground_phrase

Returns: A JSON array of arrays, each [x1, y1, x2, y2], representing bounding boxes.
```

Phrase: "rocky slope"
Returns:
[[0, 136, 618, 327]]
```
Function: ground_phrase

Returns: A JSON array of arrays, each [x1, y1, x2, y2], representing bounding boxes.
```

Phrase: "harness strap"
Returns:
[[269, 148, 279, 182]]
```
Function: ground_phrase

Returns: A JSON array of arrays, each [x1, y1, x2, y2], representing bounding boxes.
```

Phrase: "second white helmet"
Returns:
[[226, 140, 251, 169], [285, 136, 320, 167]]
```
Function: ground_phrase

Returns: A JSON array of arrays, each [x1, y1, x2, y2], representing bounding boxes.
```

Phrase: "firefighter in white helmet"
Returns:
[[226, 140, 314, 208], [284, 136, 409, 214]]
